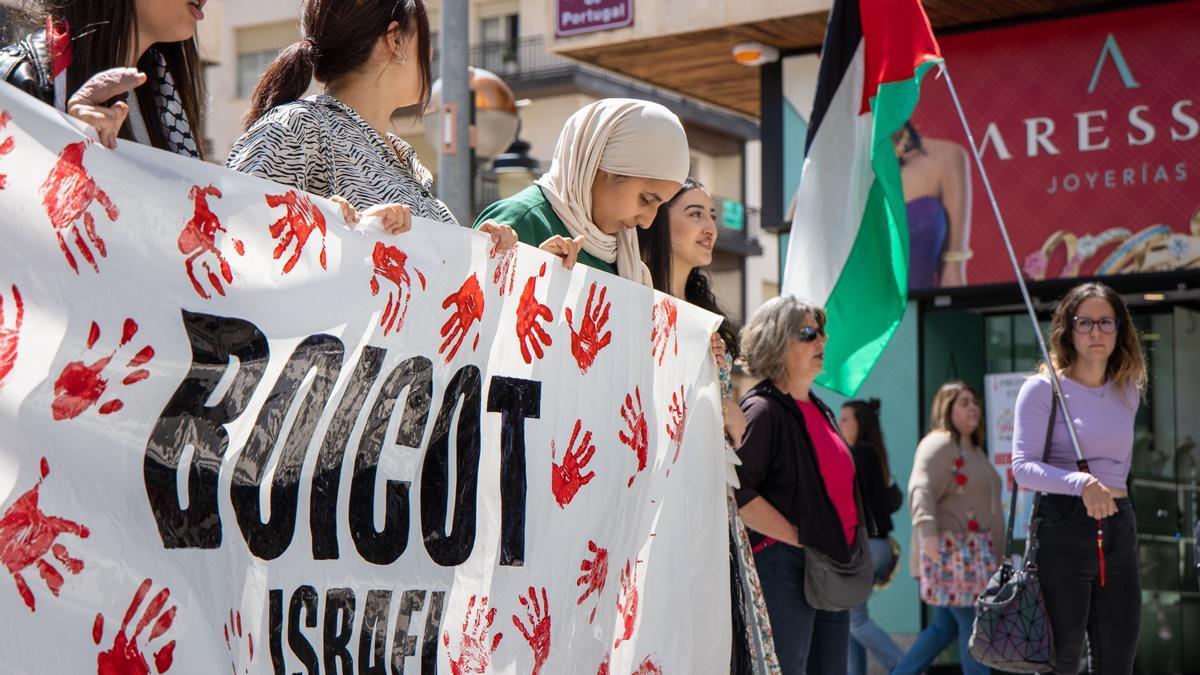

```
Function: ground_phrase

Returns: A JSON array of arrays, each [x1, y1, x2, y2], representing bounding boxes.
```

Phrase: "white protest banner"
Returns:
[[984, 372, 1034, 541], [0, 82, 730, 674]]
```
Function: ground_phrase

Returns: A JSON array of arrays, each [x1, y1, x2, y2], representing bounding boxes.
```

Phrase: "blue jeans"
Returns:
[[754, 543, 849, 675], [848, 538, 902, 675], [891, 605, 989, 675]]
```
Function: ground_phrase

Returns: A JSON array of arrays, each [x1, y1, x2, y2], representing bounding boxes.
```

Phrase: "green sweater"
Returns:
[[473, 185, 617, 275]]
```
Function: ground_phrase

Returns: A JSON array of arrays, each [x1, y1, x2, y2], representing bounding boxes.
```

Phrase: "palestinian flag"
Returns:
[[781, 0, 941, 395]]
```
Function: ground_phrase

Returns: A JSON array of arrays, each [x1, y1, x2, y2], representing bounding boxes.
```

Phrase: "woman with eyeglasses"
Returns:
[[1011, 282, 1146, 674], [735, 296, 876, 674]]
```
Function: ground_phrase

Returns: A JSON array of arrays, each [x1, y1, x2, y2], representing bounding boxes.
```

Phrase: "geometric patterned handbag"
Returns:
[[967, 391, 1059, 672]]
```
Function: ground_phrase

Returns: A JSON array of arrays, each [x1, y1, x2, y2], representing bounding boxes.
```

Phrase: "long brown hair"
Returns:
[[1043, 282, 1146, 394], [45, 1, 207, 158], [929, 381, 984, 449], [844, 398, 891, 484], [244, 0, 432, 129]]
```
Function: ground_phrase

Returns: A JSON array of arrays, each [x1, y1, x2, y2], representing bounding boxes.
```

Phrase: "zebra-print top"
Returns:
[[226, 94, 457, 225]]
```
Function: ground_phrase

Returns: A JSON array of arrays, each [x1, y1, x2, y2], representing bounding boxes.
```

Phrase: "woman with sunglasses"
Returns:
[[1011, 282, 1146, 674], [735, 296, 875, 675]]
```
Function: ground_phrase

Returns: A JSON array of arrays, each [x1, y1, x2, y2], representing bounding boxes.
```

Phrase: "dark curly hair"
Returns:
[[638, 178, 739, 359]]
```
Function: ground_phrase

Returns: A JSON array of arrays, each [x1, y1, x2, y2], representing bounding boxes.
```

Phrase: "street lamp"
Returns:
[[425, 67, 522, 212], [425, 67, 520, 162], [492, 135, 539, 198]]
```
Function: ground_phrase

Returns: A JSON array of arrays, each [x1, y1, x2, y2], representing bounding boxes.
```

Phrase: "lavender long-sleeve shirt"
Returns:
[[1011, 374, 1138, 495]]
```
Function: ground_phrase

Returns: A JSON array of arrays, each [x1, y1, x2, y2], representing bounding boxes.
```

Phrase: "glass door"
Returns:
[[1131, 307, 1200, 673]]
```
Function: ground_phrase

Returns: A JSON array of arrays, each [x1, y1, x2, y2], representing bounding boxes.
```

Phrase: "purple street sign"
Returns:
[[556, 0, 634, 37]]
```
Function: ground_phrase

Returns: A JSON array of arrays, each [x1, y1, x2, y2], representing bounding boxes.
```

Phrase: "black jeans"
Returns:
[[1034, 494, 1140, 674]]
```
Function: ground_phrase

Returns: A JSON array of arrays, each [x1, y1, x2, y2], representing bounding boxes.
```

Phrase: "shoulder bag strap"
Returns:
[[1005, 389, 1058, 559]]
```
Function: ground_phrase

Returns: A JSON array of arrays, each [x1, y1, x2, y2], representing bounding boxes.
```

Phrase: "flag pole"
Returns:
[[937, 63, 1087, 466]]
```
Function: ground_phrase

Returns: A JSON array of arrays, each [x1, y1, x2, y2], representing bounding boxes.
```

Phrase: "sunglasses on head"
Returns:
[[797, 325, 824, 343]]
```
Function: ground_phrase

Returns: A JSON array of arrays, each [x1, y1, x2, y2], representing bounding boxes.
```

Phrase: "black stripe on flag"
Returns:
[[804, 0, 863, 154]]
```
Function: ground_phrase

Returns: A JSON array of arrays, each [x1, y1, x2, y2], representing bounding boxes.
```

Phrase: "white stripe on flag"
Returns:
[[781, 41, 875, 305]]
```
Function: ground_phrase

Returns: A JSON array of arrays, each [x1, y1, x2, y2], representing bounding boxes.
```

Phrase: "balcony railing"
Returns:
[[433, 36, 576, 82]]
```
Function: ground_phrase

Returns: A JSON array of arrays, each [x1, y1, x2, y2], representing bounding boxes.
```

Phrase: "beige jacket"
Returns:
[[907, 430, 1005, 577]]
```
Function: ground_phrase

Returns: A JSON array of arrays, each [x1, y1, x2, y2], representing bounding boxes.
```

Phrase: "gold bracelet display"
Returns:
[[941, 248, 973, 263], [1023, 207, 1200, 280]]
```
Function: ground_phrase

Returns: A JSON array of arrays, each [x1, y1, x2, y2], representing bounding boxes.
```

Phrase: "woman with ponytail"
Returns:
[[0, 1, 207, 156], [227, 0, 514, 246]]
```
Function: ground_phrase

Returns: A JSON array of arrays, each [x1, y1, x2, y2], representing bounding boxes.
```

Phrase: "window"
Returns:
[[478, 14, 519, 73], [237, 49, 279, 98]]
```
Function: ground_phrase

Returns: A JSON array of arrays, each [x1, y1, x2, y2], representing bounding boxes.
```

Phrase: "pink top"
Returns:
[[796, 399, 858, 547]]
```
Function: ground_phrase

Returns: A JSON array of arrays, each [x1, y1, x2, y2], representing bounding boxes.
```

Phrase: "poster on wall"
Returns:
[[985, 373, 1035, 540], [904, 1, 1200, 290]]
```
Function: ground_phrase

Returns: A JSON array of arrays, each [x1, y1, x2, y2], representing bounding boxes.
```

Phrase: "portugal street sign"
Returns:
[[556, 0, 634, 37]]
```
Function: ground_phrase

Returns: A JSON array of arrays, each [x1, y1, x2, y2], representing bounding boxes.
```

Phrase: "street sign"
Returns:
[[722, 199, 745, 231], [556, 0, 634, 37]]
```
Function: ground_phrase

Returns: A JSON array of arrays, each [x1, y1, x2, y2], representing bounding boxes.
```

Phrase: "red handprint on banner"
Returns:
[[613, 560, 641, 649], [439, 273, 484, 363], [515, 262, 553, 364], [596, 656, 610, 675], [224, 609, 254, 674], [265, 190, 327, 273], [634, 655, 664, 674], [443, 594, 503, 675], [40, 141, 119, 274], [512, 586, 551, 675], [51, 319, 155, 421], [650, 298, 679, 366], [564, 282, 612, 374], [665, 386, 687, 475], [552, 419, 596, 508], [619, 387, 649, 487], [93, 578, 177, 675], [575, 539, 609, 624], [370, 241, 426, 336], [0, 284, 24, 390], [0, 111, 15, 189], [0, 457, 89, 612], [489, 240, 517, 296], [179, 184, 244, 299]]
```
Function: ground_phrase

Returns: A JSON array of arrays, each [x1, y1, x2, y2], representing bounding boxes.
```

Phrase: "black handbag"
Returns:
[[967, 391, 1059, 672]]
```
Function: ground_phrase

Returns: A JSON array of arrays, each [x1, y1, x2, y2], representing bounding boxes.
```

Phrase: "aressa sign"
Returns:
[[905, 1, 1198, 290], [556, 0, 633, 37]]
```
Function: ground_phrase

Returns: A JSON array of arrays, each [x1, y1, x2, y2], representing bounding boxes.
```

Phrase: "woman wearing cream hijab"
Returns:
[[475, 98, 689, 285]]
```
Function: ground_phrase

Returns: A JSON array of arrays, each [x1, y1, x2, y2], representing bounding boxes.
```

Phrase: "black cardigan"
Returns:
[[734, 379, 878, 563]]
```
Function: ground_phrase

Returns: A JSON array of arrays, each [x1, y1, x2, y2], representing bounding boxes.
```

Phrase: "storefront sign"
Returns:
[[984, 373, 1035, 541], [906, 1, 1199, 289], [556, 0, 634, 37]]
